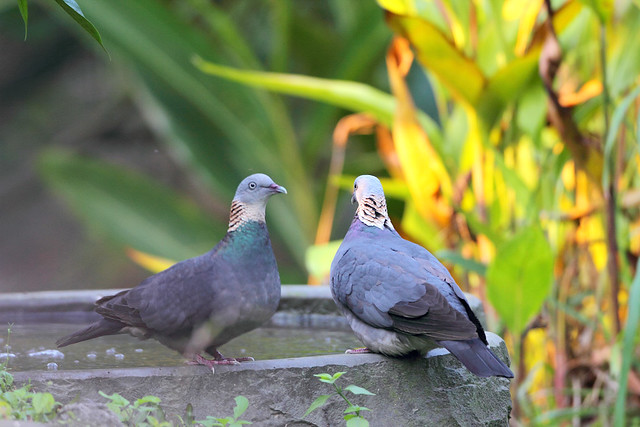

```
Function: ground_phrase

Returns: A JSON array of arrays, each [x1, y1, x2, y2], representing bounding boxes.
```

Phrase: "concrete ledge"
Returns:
[[12, 333, 512, 426], [0, 285, 486, 329]]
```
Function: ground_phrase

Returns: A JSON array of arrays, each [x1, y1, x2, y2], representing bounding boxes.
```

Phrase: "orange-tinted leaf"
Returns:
[[559, 79, 603, 107], [386, 37, 453, 225]]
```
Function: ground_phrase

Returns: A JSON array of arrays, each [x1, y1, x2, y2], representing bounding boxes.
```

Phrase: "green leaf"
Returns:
[[486, 224, 554, 336], [478, 54, 539, 128], [99, 391, 130, 408], [192, 54, 444, 165], [343, 385, 375, 396], [613, 256, 640, 426], [578, 0, 613, 23], [193, 56, 398, 128], [314, 373, 334, 381], [331, 371, 347, 382], [134, 395, 161, 407], [302, 394, 332, 418], [233, 396, 249, 420], [53, 0, 107, 52], [305, 240, 342, 281], [345, 416, 370, 427], [344, 405, 371, 413], [17, 0, 28, 40], [31, 393, 55, 414], [38, 149, 222, 262]]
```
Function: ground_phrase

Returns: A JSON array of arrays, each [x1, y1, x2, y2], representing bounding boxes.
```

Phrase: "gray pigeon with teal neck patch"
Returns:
[[57, 173, 286, 367], [330, 175, 513, 378]]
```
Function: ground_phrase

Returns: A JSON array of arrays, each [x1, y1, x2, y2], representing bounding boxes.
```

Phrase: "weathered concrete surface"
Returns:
[[12, 333, 512, 427], [0, 285, 486, 329]]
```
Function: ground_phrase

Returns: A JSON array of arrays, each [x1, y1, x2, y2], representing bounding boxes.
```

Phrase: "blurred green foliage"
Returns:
[[15, 0, 640, 424]]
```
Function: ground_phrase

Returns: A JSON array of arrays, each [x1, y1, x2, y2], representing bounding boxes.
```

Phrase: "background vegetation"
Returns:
[[3, 0, 640, 424]]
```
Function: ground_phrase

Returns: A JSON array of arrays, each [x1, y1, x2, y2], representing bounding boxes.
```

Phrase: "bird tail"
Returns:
[[438, 338, 514, 378], [56, 318, 124, 348]]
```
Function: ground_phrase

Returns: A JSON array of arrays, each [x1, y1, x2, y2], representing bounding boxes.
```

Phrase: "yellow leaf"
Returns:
[[561, 159, 576, 191], [126, 248, 176, 273], [386, 37, 453, 226], [376, 0, 418, 16], [523, 328, 552, 401], [386, 13, 486, 106], [503, 0, 544, 56]]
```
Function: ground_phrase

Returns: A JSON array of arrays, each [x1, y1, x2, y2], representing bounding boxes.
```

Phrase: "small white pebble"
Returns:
[[46, 362, 58, 371], [86, 352, 97, 360], [114, 353, 124, 360], [74, 360, 79, 364], [240, 348, 246, 354], [28, 349, 64, 359], [105, 348, 116, 355], [135, 349, 143, 353]]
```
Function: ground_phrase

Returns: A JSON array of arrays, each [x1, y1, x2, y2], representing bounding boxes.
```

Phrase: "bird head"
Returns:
[[351, 175, 394, 230], [234, 173, 287, 204], [228, 173, 287, 231]]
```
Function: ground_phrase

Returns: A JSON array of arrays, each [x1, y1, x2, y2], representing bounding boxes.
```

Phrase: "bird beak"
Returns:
[[270, 183, 287, 194], [351, 193, 357, 204]]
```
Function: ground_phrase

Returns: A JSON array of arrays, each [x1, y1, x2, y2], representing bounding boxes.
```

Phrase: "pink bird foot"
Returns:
[[345, 347, 373, 354], [187, 351, 255, 368]]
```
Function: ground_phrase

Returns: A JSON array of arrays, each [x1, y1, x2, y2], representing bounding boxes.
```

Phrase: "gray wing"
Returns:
[[331, 241, 478, 341], [96, 253, 222, 335]]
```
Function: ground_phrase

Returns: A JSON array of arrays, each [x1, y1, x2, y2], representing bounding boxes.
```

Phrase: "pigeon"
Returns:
[[57, 173, 287, 367], [330, 175, 514, 378]]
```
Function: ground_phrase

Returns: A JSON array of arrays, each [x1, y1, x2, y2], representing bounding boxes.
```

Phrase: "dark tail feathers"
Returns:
[[56, 318, 124, 348], [438, 338, 514, 378]]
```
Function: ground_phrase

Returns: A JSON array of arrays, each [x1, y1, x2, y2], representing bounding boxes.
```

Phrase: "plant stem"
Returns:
[[335, 385, 359, 417], [599, 22, 621, 335]]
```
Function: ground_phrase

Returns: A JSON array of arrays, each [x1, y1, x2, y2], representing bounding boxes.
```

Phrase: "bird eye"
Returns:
[[248, 182, 257, 190], [354, 183, 358, 190]]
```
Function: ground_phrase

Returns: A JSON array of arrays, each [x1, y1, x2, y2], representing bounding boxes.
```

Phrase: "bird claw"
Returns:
[[345, 347, 372, 354], [188, 353, 254, 368]]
